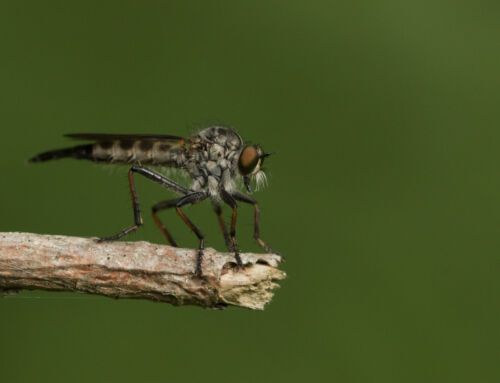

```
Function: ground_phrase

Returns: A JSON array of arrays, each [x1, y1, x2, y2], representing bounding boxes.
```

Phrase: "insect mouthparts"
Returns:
[[261, 152, 275, 158]]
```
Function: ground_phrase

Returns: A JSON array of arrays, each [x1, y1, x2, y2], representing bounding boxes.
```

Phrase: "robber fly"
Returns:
[[30, 126, 279, 275]]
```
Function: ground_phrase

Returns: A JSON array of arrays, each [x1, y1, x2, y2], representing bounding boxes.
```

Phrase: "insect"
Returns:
[[29, 126, 280, 275]]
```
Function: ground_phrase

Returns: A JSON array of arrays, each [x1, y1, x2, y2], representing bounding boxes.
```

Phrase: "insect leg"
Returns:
[[152, 198, 184, 247], [175, 192, 209, 275], [98, 166, 188, 242], [231, 191, 281, 257], [212, 203, 233, 252], [129, 166, 189, 195], [220, 190, 243, 267]]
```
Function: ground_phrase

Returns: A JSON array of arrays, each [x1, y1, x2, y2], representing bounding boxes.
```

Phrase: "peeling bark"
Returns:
[[0, 232, 286, 310]]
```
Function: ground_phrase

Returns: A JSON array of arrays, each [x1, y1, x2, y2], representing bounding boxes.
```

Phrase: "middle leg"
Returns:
[[220, 189, 242, 267], [213, 202, 233, 252], [174, 192, 208, 275], [152, 197, 184, 247]]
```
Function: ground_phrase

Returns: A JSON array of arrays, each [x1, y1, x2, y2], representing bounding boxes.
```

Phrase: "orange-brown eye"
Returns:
[[238, 146, 260, 175]]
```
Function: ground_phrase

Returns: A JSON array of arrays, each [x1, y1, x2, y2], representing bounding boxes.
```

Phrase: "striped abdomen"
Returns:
[[30, 140, 186, 167]]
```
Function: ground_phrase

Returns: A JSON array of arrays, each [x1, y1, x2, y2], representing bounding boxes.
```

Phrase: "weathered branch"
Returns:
[[0, 232, 285, 310]]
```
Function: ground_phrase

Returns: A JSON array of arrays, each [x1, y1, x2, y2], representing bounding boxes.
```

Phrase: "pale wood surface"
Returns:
[[0, 232, 286, 310]]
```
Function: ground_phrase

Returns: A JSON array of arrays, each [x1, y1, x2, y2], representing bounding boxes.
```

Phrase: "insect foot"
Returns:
[[95, 237, 111, 243], [194, 249, 204, 277], [267, 246, 284, 261], [275, 251, 285, 262], [234, 251, 243, 268], [264, 243, 285, 262], [95, 236, 121, 243]]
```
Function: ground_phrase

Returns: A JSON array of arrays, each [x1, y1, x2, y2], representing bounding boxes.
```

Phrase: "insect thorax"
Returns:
[[186, 127, 243, 196]]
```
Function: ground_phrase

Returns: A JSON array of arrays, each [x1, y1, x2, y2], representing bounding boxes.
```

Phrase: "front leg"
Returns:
[[231, 191, 281, 257]]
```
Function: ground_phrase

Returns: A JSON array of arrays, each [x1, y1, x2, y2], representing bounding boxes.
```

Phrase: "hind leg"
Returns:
[[98, 166, 188, 241]]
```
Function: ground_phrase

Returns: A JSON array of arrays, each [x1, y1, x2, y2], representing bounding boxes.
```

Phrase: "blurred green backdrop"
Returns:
[[1, 1, 500, 382]]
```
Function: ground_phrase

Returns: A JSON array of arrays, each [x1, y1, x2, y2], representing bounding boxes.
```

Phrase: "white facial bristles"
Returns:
[[253, 170, 268, 191]]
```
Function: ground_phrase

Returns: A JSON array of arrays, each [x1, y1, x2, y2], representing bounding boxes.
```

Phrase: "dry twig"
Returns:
[[0, 232, 285, 310]]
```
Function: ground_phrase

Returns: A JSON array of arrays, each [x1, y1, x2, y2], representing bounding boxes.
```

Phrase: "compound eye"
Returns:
[[238, 146, 260, 175]]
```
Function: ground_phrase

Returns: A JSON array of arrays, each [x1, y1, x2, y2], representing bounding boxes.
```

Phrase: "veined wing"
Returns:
[[65, 133, 185, 142]]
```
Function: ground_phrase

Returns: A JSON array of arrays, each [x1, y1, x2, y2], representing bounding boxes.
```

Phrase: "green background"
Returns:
[[1, 1, 499, 382]]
